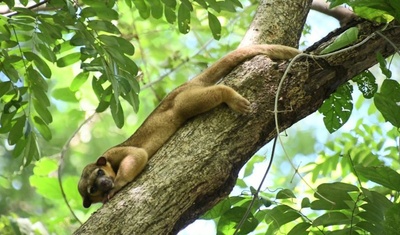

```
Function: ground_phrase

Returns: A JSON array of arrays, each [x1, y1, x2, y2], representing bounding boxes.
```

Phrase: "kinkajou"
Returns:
[[78, 44, 301, 208]]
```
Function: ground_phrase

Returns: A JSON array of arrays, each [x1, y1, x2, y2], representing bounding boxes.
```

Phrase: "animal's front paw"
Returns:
[[228, 95, 251, 113]]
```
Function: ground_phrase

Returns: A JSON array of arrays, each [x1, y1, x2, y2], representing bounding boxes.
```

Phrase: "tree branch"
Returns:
[[74, 0, 400, 234]]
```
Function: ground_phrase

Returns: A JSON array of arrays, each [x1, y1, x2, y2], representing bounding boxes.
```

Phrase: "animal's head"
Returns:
[[78, 157, 116, 208]]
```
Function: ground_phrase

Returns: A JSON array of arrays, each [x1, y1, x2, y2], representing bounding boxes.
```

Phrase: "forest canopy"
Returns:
[[0, 0, 400, 234]]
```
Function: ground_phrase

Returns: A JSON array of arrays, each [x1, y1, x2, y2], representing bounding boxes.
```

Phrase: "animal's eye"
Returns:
[[97, 169, 104, 176], [89, 185, 97, 194]]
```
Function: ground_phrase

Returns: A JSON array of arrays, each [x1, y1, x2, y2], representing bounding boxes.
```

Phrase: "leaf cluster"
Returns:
[[316, 0, 400, 133], [205, 120, 400, 234], [0, 0, 242, 166]]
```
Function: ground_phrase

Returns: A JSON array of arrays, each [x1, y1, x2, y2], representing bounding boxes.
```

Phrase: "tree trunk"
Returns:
[[74, 0, 400, 234]]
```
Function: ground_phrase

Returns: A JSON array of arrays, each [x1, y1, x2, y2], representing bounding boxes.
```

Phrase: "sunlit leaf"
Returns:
[[321, 27, 359, 54], [32, 158, 58, 175], [52, 87, 78, 102], [70, 72, 89, 92], [56, 52, 81, 67], [217, 207, 258, 235], [201, 198, 231, 220], [352, 70, 378, 99], [319, 82, 353, 133], [374, 79, 400, 128], [355, 165, 400, 191]]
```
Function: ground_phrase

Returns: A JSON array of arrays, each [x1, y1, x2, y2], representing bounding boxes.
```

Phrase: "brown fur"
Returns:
[[78, 44, 301, 208]]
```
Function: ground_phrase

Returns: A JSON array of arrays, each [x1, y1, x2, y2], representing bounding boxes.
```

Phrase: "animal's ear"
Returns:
[[96, 157, 107, 166], [83, 196, 92, 208]]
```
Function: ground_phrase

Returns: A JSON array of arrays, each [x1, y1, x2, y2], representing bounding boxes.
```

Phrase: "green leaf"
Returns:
[[205, 0, 220, 12], [0, 81, 12, 98], [355, 165, 400, 191], [301, 197, 311, 208], [151, 0, 163, 19], [164, 6, 176, 24], [12, 138, 27, 158], [24, 52, 51, 78], [384, 203, 400, 234], [37, 43, 56, 62], [23, 132, 40, 164], [32, 98, 52, 124], [217, 207, 258, 235], [311, 182, 359, 210], [352, 70, 378, 99], [359, 190, 392, 229], [98, 35, 135, 56], [243, 155, 264, 177], [178, 3, 191, 34], [264, 205, 301, 234], [33, 116, 52, 141], [81, 7, 119, 20], [288, 222, 311, 235], [32, 157, 58, 175], [8, 115, 26, 145], [110, 95, 124, 128], [29, 174, 61, 200], [132, 0, 150, 19], [376, 52, 392, 78], [162, 0, 176, 8], [56, 52, 81, 67], [70, 72, 89, 92], [52, 87, 78, 102], [374, 79, 400, 128], [88, 20, 121, 34], [121, 89, 140, 112], [312, 212, 350, 227], [202, 198, 231, 219], [276, 189, 296, 199], [321, 27, 359, 54], [319, 82, 353, 133], [31, 86, 50, 107], [208, 12, 221, 40]]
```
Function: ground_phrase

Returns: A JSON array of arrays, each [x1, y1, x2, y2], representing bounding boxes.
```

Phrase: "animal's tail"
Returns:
[[191, 44, 301, 85]]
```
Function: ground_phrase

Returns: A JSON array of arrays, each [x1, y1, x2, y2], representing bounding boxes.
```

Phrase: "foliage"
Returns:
[[0, 0, 239, 166], [205, 118, 400, 234], [0, 0, 400, 234], [329, 0, 400, 22]]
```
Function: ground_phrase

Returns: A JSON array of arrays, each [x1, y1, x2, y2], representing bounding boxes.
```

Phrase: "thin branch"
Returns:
[[234, 137, 277, 235], [3, 0, 49, 17], [57, 112, 97, 225]]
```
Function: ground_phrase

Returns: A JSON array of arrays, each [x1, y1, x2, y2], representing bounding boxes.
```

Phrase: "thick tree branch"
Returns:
[[74, 0, 400, 234]]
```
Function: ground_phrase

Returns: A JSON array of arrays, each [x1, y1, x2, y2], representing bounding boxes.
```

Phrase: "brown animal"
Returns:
[[78, 44, 301, 208]]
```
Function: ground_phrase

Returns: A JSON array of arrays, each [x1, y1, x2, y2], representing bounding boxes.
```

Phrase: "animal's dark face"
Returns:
[[78, 157, 116, 208]]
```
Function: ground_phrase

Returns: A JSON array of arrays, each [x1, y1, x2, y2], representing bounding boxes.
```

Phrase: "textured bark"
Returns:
[[74, 0, 400, 234]]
